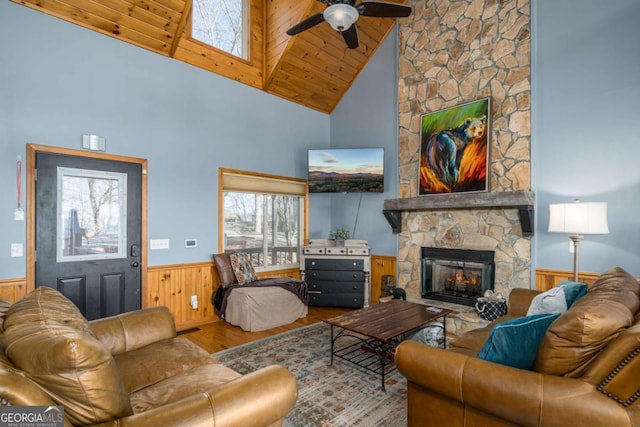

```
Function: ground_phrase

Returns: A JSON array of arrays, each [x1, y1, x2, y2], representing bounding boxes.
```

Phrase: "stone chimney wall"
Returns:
[[397, 0, 532, 299]]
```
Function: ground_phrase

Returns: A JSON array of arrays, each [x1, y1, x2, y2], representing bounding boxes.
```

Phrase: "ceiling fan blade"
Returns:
[[341, 25, 359, 49], [286, 13, 325, 36], [356, 1, 412, 18]]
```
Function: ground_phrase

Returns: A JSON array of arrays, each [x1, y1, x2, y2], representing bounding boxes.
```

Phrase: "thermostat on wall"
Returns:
[[185, 239, 197, 248]]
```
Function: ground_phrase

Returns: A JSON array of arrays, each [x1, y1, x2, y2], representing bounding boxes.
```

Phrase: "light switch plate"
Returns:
[[14, 208, 24, 221], [150, 239, 170, 250], [11, 243, 23, 257]]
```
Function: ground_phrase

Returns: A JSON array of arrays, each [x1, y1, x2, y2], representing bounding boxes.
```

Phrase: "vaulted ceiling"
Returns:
[[12, 0, 406, 113]]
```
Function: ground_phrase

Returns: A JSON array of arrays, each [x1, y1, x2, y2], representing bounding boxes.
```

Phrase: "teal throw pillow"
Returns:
[[556, 280, 588, 308], [477, 312, 561, 370]]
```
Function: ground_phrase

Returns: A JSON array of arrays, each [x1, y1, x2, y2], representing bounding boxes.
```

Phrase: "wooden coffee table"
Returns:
[[324, 300, 452, 390]]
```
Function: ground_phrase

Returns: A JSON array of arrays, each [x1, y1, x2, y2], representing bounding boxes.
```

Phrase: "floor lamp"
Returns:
[[548, 199, 609, 282]]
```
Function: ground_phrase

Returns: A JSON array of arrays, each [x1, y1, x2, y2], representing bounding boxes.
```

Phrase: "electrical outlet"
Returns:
[[569, 241, 575, 253], [190, 295, 198, 310]]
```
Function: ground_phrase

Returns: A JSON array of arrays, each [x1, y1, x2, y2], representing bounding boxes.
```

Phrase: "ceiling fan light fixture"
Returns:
[[323, 4, 359, 32]]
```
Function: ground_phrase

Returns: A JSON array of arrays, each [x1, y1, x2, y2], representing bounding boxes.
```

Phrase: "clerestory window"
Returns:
[[191, 0, 248, 60], [219, 169, 307, 271]]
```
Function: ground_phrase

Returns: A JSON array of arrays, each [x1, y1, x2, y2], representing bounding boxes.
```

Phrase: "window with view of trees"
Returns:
[[220, 170, 307, 270], [191, 0, 247, 59]]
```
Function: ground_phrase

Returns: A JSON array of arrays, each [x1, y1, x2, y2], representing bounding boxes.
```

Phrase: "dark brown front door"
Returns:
[[34, 151, 142, 320]]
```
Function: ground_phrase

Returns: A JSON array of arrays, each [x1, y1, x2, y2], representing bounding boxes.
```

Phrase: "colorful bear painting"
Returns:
[[419, 98, 490, 195]]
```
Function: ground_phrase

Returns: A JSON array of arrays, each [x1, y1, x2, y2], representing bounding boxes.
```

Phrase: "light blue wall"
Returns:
[[326, 27, 399, 256], [5, 0, 634, 281], [532, 0, 640, 275], [0, 1, 329, 278]]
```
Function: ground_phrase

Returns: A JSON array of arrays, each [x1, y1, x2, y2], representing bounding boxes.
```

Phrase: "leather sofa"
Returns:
[[395, 266, 640, 426], [0, 287, 297, 427]]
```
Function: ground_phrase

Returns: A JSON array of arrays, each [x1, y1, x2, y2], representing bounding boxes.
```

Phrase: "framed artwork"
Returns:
[[419, 97, 490, 195]]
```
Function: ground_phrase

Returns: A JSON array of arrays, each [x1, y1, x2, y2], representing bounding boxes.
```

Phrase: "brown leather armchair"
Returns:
[[0, 287, 297, 427], [396, 267, 640, 427]]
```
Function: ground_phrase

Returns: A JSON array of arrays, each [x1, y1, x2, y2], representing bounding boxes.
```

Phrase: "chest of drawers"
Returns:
[[300, 240, 370, 308]]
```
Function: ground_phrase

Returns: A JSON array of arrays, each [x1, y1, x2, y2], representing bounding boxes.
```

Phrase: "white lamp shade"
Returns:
[[548, 201, 609, 235], [323, 4, 359, 31]]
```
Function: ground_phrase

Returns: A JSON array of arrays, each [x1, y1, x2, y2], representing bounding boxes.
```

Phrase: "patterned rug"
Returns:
[[211, 322, 409, 427]]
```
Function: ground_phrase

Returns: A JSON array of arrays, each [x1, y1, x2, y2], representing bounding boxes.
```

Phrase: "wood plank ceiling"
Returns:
[[12, 0, 406, 113]]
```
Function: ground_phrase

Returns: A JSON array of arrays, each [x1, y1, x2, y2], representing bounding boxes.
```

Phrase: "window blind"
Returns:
[[221, 170, 307, 196]]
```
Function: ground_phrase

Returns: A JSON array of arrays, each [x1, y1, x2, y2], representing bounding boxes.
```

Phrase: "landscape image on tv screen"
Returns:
[[308, 148, 384, 193]]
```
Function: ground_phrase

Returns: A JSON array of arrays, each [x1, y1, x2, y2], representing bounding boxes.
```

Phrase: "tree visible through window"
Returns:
[[57, 167, 127, 262], [192, 0, 246, 59], [223, 192, 302, 268]]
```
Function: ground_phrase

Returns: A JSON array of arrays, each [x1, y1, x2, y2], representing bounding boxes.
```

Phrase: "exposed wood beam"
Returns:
[[170, 0, 191, 57]]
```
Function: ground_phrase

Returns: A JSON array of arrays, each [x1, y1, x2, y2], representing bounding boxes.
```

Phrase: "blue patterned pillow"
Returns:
[[229, 252, 257, 285], [477, 312, 561, 370]]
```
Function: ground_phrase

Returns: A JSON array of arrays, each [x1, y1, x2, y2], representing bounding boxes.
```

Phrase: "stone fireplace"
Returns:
[[392, 0, 533, 305], [386, 191, 534, 302], [421, 247, 495, 307]]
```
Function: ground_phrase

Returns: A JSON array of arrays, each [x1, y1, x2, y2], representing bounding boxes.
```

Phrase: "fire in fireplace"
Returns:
[[421, 247, 495, 307]]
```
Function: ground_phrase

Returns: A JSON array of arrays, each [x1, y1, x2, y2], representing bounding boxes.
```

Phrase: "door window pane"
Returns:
[[57, 167, 127, 262]]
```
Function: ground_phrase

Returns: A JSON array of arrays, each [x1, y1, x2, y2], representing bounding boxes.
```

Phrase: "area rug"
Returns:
[[211, 322, 409, 427]]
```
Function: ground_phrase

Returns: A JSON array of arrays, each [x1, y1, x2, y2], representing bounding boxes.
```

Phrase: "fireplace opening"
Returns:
[[421, 247, 495, 307]]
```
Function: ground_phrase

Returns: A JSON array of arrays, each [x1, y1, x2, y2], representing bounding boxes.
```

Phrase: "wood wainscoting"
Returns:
[[147, 262, 303, 331], [534, 269, 601, 291], [370, 255, 397, 304], [0, 278, 28, 302], [146, 262, 218, 331]]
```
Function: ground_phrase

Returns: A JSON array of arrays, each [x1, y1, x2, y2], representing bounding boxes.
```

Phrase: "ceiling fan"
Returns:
[[286, 0, 412, 50]]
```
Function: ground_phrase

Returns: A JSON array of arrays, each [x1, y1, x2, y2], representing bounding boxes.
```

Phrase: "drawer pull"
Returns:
[[308, 291, 321, 294]]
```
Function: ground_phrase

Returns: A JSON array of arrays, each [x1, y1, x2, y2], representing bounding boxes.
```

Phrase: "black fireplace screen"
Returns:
[[421, 247, 495, 307]]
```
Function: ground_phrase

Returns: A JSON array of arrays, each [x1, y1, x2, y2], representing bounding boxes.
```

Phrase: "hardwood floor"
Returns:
[[180, 306, 353, 354]]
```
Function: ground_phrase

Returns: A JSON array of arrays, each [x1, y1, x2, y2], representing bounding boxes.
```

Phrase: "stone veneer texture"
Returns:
[[397, 0, 531, 299]]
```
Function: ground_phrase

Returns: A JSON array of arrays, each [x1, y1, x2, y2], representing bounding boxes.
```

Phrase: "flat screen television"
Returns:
[[308, 148, 384, 193]]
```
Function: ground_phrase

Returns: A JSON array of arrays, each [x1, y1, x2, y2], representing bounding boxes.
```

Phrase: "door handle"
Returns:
[[131, 262, 140, 268]]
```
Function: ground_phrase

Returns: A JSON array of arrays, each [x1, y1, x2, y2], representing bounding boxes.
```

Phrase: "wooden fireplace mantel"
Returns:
[[383, 190, 535, 236]]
